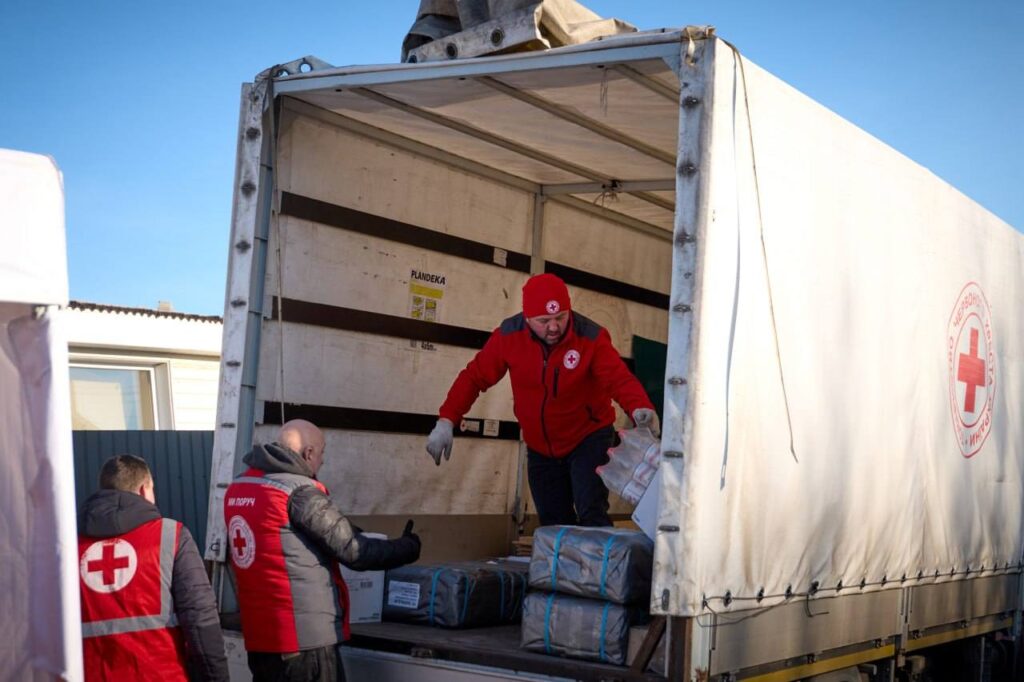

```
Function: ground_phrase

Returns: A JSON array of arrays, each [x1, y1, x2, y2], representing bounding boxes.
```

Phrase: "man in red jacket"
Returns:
[[426, 273, 659, 527]]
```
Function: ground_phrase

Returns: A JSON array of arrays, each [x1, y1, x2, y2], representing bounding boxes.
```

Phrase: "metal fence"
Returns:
[[73, 430, 214, 551]]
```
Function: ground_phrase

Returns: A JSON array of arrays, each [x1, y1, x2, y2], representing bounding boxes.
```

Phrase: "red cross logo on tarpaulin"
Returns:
[[947, 282, 996, 458], [80, 539, 138, 593], [228, 515, 256, 569]]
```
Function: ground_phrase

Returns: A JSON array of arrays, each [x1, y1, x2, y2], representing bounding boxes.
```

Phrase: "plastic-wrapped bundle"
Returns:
[[596, 427, 660, 505], [529, 526, 652, 604], [520, 591, 643, 665], [382, 560, 529, 628]]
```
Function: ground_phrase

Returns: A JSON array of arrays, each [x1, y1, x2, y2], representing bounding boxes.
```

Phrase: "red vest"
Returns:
[[225, 468, 351, 652], [79, 518, 186, 681]]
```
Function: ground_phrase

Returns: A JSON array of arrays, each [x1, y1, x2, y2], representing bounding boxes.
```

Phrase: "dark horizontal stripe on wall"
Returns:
[[272, 296, 640, 370], [272, 297, 490, 349], [546, 262, 670, 310], [262, 402, 521, 441], [279, 192, 669, 311], [280, 191, 532, 273]]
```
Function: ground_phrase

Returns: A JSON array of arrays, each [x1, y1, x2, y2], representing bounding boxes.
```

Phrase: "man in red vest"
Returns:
[[78, 455, 228, 681], [226, 419, 421, 682], [426, 273, 659, 527]]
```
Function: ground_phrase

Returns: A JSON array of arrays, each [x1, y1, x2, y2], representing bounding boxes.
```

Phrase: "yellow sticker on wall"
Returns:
[[409, 269, 445, 322]]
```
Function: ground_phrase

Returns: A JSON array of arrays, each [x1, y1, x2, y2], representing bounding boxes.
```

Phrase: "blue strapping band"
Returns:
[[543, 593, 557, 654], [428, 568, 443, 626], [460, 576, 475, 626], [598, 602, 611, 662], [550, 527, 570, 590], [515, 573, 527, 617], [497, 570, 506, 619], [599, 535, 616, 599]]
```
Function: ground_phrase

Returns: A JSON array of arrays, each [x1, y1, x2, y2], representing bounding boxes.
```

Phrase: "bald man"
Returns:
[[225, 420, 421, 682]]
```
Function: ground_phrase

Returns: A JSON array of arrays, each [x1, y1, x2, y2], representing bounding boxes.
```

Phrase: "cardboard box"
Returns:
[[340, 532, 385, 624]]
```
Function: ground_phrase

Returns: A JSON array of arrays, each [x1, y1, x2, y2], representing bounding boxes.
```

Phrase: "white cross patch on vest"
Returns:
[[229, 515, 256, 569], [80, 539, 138, 593]]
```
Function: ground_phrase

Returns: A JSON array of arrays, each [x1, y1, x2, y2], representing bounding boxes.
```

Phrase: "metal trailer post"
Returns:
[[205, 77, 277, 582], [658, 30, 716, 680]]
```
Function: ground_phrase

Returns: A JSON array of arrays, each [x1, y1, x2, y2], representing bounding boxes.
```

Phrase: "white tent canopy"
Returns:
[[0, 148, 81, 680], [0, 149, 69, 306]]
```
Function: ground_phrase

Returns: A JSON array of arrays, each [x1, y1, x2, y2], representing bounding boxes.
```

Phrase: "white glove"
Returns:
[[631, 408, 660, 437], [426, 418, 454, 466]]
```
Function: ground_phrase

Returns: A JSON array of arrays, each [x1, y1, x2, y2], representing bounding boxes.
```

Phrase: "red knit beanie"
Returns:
[[522, 273, 571, 318]]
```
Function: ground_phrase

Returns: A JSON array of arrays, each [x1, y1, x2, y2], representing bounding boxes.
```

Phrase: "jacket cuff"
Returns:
[[438, 408, 461, 424]]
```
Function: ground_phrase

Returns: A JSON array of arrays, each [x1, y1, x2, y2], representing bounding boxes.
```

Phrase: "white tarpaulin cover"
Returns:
[[653, 41, 1024, 616], [0, 149, 81, 680], [0, 150, 68, 306]]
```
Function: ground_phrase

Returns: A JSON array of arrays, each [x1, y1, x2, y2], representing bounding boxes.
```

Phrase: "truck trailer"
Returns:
[[205, 25, 1024, 681]]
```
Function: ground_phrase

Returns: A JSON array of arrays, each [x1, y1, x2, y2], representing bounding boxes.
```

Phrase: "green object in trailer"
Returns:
[[631, 335, 666, 423]]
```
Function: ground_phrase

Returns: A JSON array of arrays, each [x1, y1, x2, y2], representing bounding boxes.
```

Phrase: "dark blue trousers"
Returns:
[[248, 645, 344, 682], [527, 426, 614, 527]]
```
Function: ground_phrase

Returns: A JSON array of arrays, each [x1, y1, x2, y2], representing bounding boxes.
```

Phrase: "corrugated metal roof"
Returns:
[[69, 300, 222, 324]]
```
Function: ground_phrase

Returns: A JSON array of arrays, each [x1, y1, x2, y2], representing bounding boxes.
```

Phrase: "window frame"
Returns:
[[68, 361, 164, 430]]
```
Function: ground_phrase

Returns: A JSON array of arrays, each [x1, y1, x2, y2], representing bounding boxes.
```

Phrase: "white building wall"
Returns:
[[65, 304, 222, 431], [168, 358, 220, 430]]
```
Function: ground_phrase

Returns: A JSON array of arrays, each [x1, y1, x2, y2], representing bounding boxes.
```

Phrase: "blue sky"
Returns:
[[2, 1, 1021, 315]]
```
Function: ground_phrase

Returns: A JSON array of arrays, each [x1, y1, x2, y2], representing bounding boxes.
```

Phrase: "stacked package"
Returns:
[[521, 592, 642, 665], [596, 427, 661, 505], [520, 526, 653, 665], [383, 559, 529, 628]]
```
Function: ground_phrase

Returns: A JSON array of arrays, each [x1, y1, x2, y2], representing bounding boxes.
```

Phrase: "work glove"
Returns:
[[426, 418, 454, 466], [400, 519, 422, 562], [631, 408, 661, 437]]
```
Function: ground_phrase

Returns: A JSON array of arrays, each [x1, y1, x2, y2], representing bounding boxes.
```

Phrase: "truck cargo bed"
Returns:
[[348, 622, 662, 681]]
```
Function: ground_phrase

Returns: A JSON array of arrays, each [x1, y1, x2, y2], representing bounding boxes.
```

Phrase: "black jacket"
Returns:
[[244, 443, 421, 571], [79, 490, 229, 682]]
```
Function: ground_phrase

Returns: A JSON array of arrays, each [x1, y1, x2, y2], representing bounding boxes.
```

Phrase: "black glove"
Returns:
[[400, 518, 421, 562]]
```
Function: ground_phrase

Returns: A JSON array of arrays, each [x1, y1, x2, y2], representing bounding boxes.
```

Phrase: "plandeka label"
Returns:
[[947, 282, 996, 457]]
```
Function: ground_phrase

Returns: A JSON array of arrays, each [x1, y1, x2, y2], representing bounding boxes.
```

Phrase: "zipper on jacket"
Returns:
[[538, 344, 555, 456], [553, 366, 560, 398]]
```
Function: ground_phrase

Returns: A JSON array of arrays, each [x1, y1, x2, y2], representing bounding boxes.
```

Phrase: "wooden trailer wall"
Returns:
[[251, 101, 673, 560]]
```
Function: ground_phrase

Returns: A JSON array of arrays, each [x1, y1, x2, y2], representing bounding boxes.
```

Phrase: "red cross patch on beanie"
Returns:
[[522, 273, 571, 318]]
